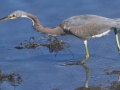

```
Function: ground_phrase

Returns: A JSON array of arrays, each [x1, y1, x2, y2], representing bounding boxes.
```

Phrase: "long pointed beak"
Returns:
[[0, 16, 12, 22]]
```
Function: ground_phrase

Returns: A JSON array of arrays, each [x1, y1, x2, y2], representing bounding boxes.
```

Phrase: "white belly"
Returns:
[[92, 30, 111, 38]]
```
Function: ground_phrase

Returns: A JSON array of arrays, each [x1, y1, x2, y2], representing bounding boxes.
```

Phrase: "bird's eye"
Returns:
[[9, 14, 16, 17], [12, 14, 16, 17]]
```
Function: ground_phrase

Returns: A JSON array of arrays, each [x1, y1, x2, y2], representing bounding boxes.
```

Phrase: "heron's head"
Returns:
[[0, 10, 28, 21]]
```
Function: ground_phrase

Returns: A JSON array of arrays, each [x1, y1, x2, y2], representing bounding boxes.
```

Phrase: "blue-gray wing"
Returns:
[[60, 15, 115, 40]]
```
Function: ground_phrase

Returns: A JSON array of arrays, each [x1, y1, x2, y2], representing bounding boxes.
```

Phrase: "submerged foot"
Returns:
[[58, 60, 85, 66]]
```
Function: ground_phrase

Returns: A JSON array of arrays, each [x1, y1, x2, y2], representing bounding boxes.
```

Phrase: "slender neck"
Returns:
[[26, 13, 65, 36], [27, 13, 43, 28]]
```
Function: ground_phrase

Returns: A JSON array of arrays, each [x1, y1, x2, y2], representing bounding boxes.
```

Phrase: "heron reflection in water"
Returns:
[[0, 10, 120, 64]]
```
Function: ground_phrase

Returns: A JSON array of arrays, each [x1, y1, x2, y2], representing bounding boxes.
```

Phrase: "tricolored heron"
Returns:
[[0, 10, 120, 64]]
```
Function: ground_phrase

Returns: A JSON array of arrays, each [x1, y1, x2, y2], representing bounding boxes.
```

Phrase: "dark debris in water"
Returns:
[[0, 70, 22, 86], [106, 70, 120, 75], [105, 81, 120, 90], [75, 86, 101, 90], [14, 36, 73, 57], [109, 81, 120, 89]]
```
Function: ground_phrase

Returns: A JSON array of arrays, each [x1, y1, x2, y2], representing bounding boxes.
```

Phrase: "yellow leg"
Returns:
[[80, 40, 89, 64], [114, 28, 120, 52]]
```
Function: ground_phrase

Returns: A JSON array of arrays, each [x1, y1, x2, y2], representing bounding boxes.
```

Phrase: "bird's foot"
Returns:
[[58, 60, 82, 66]]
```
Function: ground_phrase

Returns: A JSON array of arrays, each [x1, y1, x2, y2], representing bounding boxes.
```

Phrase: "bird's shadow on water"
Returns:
[[58, 61, 103, 90], [57, 60, 90, 88], [58, 60, 120, 90]]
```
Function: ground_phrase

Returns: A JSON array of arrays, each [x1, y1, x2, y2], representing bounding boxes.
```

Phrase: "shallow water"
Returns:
[[0, 0, 120, 90]]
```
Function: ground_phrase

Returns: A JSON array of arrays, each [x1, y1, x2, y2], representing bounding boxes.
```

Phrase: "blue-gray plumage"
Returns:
[[0, 10, 120, 64], [61, 15, 120, 40]]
